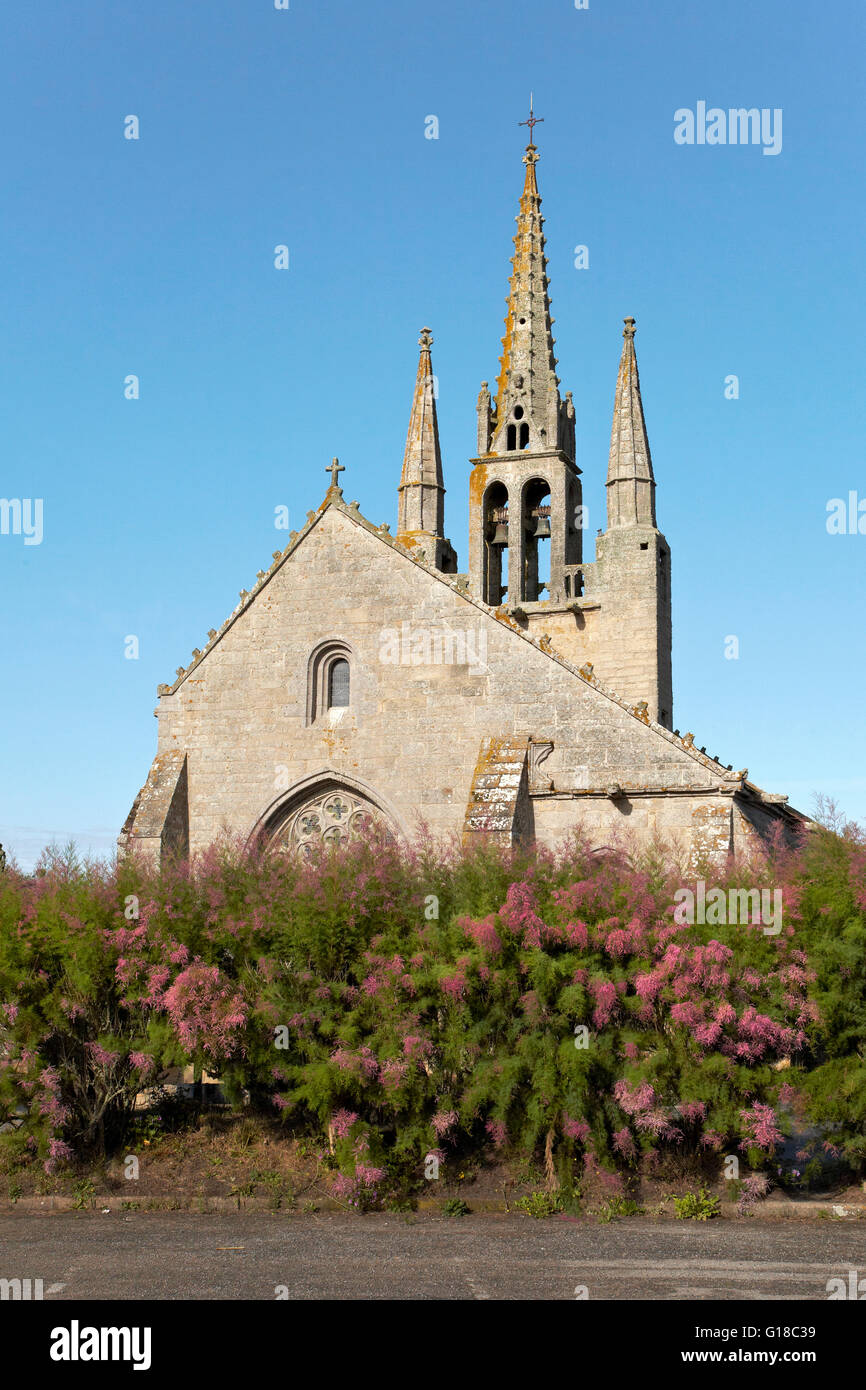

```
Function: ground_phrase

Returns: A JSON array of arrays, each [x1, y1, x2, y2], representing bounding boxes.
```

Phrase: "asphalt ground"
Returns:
[[1, 1210, 864, 1301]]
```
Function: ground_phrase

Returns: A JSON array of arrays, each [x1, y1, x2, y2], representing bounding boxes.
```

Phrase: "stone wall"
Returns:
[[121, 498, 793, 864]]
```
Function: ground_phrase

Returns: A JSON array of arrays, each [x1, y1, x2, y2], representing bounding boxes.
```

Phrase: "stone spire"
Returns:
[[606, 318, 657, 528], [488, 138, 571, 459], [396, 328, 456, 571]]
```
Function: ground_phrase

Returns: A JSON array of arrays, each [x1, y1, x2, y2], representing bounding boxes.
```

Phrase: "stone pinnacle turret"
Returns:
[[396, 328, 456, 572], [606, 317, 657, 528]]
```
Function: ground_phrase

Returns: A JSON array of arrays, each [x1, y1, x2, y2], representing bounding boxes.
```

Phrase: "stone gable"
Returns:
[[121, 496, 798, 862]]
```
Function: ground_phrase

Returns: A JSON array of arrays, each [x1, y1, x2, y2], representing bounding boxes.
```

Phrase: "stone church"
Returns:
[[119, 130, 803, 866]]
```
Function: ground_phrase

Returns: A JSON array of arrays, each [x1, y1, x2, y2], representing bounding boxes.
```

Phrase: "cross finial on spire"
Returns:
[[326, 457, 344, 490], [623, 316, 636, 338], [519, 92, 544, 147], [419, 326, 433, 349]]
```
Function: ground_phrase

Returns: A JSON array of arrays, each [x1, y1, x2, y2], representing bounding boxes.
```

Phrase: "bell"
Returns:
[[529, 504, 551, 539], [491, 522, 509, 546]]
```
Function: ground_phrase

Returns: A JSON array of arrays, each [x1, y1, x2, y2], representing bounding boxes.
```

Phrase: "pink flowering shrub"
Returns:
[[329, 1108, 358, 1139], [0, 846, 164, 1164], [332, 1163, 387, 1211], [161, 964, 247, 1059], [737, 1172, 772, 1215], [1, 813, 864, 1188], [252, 829, 833, 1193]]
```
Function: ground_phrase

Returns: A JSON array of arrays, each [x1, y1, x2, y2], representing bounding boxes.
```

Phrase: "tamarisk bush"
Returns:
[[0, 817, 863, 1186]]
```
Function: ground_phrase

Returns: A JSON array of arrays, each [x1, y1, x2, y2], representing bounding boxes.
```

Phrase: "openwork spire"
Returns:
[[396, 327, 447, 550], [488, 127, 567, 459], [606, 318, 657, 528]]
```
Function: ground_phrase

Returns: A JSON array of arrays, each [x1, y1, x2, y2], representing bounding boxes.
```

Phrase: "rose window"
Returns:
[[271, 789, 387, 857]]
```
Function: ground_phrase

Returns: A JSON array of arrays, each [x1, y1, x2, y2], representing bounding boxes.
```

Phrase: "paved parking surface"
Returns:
[[1, 1212, 864, 1300]]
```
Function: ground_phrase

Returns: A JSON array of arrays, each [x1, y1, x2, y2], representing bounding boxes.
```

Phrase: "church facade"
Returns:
[[119, 134, 804, 866]]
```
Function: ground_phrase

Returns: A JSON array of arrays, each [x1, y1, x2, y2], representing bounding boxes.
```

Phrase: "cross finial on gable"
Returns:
[[326, 457, 345, 491]]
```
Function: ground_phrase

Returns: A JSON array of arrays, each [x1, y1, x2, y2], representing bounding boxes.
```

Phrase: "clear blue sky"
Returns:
[[1, 0, 864, 868]]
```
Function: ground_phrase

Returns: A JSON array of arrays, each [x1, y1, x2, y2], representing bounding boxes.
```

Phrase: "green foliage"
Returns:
[[514, 1190, 563, 1218], [251, 1168, 295, 1210], [786, 825, 866, 1169], [71, 1177, 95, 1210], [442, 1197, 470, 1217], [384, 1194, 414, 1214], [673, 1188, 721, 1220], [597, 1195, 642, 1221], [127, 1110, 164, 1147]]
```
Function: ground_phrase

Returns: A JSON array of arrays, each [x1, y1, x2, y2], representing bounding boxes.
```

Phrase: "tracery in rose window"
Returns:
[[269, 788, 386, 858]]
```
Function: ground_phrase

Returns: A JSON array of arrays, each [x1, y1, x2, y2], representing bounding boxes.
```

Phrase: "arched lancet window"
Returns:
[[519, 422, 529, 450], [506, 423, 517, 451], [328, 658, 350, 709], [306, 641, 353, 725]]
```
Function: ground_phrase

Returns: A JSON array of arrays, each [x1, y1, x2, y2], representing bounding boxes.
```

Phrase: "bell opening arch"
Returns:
[[482, 480, 509, 606]]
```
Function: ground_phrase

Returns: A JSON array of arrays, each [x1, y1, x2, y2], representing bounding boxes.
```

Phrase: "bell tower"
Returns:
[[469, 111, 581, 609], [466, 115, 673, 727]]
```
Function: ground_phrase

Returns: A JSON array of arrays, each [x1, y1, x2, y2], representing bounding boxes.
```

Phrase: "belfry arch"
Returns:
[[521, 477, 551, 602], [482, 480, 509, 605]]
